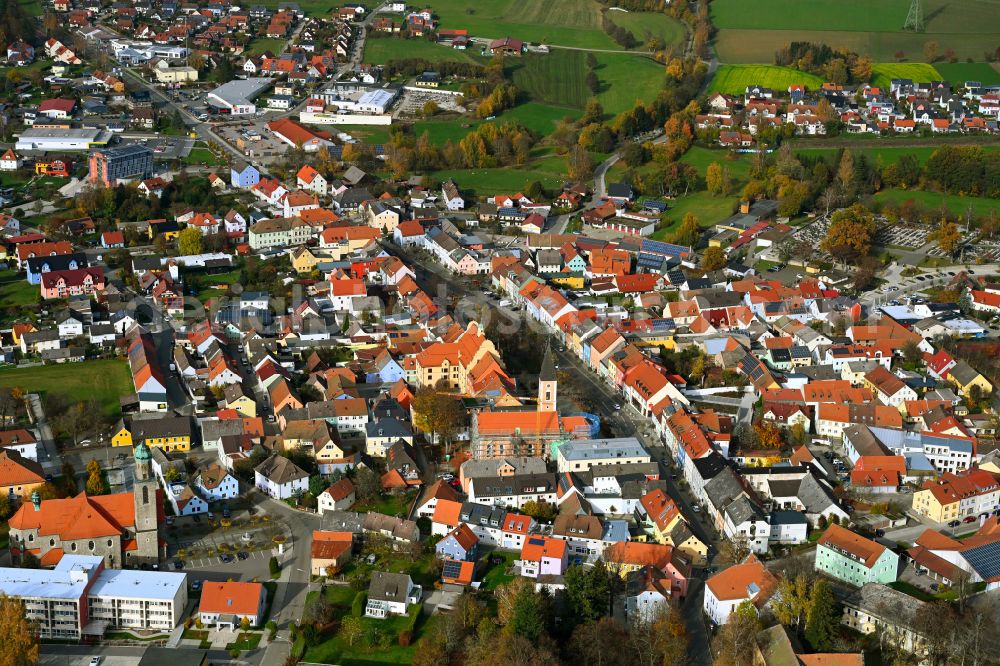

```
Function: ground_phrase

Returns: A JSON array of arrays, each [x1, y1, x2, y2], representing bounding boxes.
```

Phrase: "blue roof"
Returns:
[[641, 239, 690, 256], [962, 541, 1000, 581]]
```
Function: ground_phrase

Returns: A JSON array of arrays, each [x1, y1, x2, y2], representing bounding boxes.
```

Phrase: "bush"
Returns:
[[265, 620, 277, 640], [351, 591, 367, 617], [398, 629, 413, 646], [269, 556, 281, 579]]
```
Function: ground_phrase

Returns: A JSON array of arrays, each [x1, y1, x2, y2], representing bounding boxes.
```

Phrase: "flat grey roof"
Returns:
[[209, 77, 272, 107]]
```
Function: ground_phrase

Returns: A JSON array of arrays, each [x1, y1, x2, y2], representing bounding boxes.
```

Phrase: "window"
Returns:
[[89, 541, 95, 551]]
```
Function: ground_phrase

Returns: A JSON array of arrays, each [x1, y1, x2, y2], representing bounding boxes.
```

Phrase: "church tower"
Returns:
[[538, 344, 557, 413], [131, 442, 160, 565]]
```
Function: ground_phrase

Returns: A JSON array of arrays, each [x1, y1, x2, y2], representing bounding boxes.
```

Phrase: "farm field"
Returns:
[[510, 51, 665, 117], [873, 188, 1000, 219], [869, 63, 942, 89], [707, 64, 824, 94], [0, 269, 38, 309], [363, 37, 486, 65], [510, 51, 590, 110], [606, 10, 687, 49], [0, 359, 133, 417], [595, 53, 666, 115], [935, 62, 1000, 86], [430, 0, 620, 49], [711, 0, 1000, 63]]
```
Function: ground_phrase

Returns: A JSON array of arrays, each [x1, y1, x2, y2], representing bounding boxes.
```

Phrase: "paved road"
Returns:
[[26, 393, 61, 474], [591, 132, 667, 202]]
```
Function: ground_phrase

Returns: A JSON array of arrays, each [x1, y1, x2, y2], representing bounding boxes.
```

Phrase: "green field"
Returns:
[[509, 51, 666, 120], [245, 37, 287, 57], [711, 0, 1000, 63], [935, 62, 1000, 86], [18, 0, 42, 16], [708, 64, 825, 94], [431, 0, 620, 49], [680, 146, 753, 183], [874, 188, 1000, 219], [0, 270, 38, 309], [0, 359, 132, 417], [257, 0, 337, 16], [510, 51, 590, 109], [428, 152, 569, 196], [651, 191, 741, 240], [363, 37, 486, 66], [414, 102, 579, 144], [183, 145, 223, 166], [794, 143, 1000, 166], [607, 10, 687, 49], [595, 53, 666, 115], [870, 63, 942, 89]]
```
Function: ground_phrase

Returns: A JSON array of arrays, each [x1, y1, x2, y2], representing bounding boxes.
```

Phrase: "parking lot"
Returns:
[[216, 121, 289, 162]]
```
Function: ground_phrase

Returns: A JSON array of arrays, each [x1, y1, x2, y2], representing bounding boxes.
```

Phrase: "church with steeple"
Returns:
[[538, 343, 558, 413], [6, 443, 163, 568]]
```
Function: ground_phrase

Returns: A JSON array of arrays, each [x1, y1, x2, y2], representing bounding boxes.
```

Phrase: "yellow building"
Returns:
[[110, 421, 133, 448], [911, 468, 1000, 523], [947, 361, 993, 398], [549, 273, 584, 290], [131, 416, 192, 453], [0, 450, 45, 500], [224, 384, 258, 418], [291, 247, 319, 274]]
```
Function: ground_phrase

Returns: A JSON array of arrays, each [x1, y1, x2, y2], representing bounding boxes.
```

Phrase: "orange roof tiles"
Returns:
[[705, 554, 777, 603], [816, 524, 887, 567], [0, 450, 44, 487], [199, 581, 263, 617], [519, 535, 567, 562], [432, 498, 463, 527]]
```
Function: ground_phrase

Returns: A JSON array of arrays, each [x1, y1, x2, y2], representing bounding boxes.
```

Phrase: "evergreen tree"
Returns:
[[805, 580, 837, 651]]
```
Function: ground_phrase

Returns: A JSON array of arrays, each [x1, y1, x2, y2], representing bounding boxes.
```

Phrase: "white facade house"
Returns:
[[365, 572, 420, 619], [254, 455, 308, 499], [702, 557, 776, 626], [194, 465, 240, 501]]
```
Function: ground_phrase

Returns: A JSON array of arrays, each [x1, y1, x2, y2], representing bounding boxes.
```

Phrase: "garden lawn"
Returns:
[[650, 191, 739, 241], [935, 62, 1000, 86], [680, 146, 753, 184], [607, 11, 686, 49], [480, 550, 518, 591], [430, 0, 619, 49], [708, 64, 824, 95], [364, 37, 486, 66], [184, 146, 223, 166], [356, 490, 415, 518], [0, 269, 39, 309], [337, 125, 395, 145], [225, 632, 262, 652], [245, 37, 288, 57], [303, 606, 439, 665], [870, 63, 942, 89], [874, 188, 1000, 219], [0, 359, 133, 418]]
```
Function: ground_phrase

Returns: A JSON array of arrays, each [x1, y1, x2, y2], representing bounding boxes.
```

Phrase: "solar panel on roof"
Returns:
[[527, 537, 545, 546], [442, 560, 463, 579], [962, 542, 1000, 580]]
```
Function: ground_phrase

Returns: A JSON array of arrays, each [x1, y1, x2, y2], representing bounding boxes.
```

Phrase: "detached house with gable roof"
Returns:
[[703, 554, 777, 625]]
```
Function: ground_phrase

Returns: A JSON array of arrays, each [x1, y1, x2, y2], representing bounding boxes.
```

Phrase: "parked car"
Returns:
[[237, 551, 249, 561], [241, 532, 254, 542], [963, 515, 977, 523], [172, 559, 184, 570], [948, 520, 961, 527], [220, 554, 234, 563]]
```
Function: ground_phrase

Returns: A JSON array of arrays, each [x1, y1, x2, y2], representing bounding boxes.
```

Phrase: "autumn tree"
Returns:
[[411, 387, 464, 447], [340, 615, 364, 647], [821, 204, 876, 262], [0, 594, 38, 666], [772, 573, 813, 633], [713, 601, 760, 666], [630, 603, 688, 666], [701, 246, 727, 272], [706, 162, 731, 196], [85, 459, 108, 496], [178, 226, 203, 256], [568, 145, 594, 181], [671, 212, 701, 246], [928, 217, 961, 256], [754, 420, 782, 449], [923, 40, 939, 62]]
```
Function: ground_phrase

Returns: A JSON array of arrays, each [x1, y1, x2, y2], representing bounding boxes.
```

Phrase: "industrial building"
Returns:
[[0, 555, 187, 639], [15, 127, 110, 152], [207, 78, 272, 115], [88, 144, 154, 186]]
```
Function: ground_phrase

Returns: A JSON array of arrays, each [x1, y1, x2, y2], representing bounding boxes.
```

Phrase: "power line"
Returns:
[[903, 0, 925, 32]]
